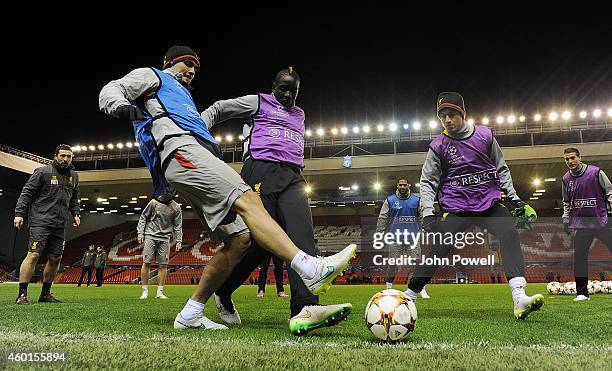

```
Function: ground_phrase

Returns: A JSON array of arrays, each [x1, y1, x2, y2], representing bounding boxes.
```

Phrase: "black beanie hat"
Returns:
[[437, 92, 466, 119], [163, 45, 200, 70]]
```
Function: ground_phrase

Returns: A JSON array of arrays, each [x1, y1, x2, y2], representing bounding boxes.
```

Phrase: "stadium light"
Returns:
[[545, 178, 556, 182], [548, 112, 558, 121], [496, 116, 504, 124], [305, 185, 312, 194], [138, 195, 148, 199], [562, 111, 571, 120], [507, 115, 516, 124], [238, 135, 244, 140], [331, 128, 338, 135], [116, 143, 124, 149], [109, 196, 118, 200], [102, 202, 110, 205], [131, 197, 137, 201], [126, 142, 133, 148], [482, 117, 489, 125], [134, 142, 140, 147], [519, 115, 526, 122], [337, 204, 346, 207], [403, 124, 409, 130], [367, 203, 376, 206], [110, 210, 118, 213], [80, 198, 89, 201], [225, 135, 233, 142], [373, 182, 381, 190], [529, 197, 539, 200], [72, 145, 81, 152], [377, 124, 384, 132], [126, 212, 134, 215], [413, 121, 421, 130], [532, 179, 542, 186], [352, 126, 360, 134], [351, 184, 359, 190], [129, 200, 137, 204], [535, 189, 546, 193], [429, 120, 437, 129], [341, 127, 348, 135], [534, 114, 542, 122], [97, 145, 105, 150], [186, 205, 192, 209], [107, 144, 114, 149], [97, 198, 107, 203], [134, 207, 142, 211], [215, 136, 222, 142], [579, 111, 587, 119], [103, 211, 111, 215], [317, 128, 325, 136], [305, 129, 312, 137], [89, 211, 98, 214], [593, 109, 602, 118], [533, 193, 543, 197], [389, 123, 398, 132], [608, 108, 612, 117], [81, 146, 87, 152], [362, 125, 370, 133], [466, 119, 474, 126], [121, 205, 128, 208], [96, 207, 104, 211]]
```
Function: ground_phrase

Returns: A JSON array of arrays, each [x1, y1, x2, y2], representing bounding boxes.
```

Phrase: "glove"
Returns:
[[114, 104, 146, 121], [422, 214, 438, 232], [563, 223, 570, 236], [509, 200, 537, 230]]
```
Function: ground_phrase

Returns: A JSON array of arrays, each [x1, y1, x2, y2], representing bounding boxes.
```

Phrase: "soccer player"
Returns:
[[77, 244, 96, 287], [94, 245, 107, 287], [201, 67, 352, 335], [137, 198, 183, 299], [376, 178, 430, 298], [256, 255, 288, 298], [13, 144, 81, 304], [561, 147, 612, 301], [99, 47, 355, 330], [405, 92, 544, 320]]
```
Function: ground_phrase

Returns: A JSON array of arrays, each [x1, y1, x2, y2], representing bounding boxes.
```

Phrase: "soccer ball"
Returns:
[[546, 282, 562, 295], [365, 289, 417, 342], [587, 280, 595, 294], [591, 280, 602, 293], [563, 282, 576, 295], [601, 281, 612, 294]]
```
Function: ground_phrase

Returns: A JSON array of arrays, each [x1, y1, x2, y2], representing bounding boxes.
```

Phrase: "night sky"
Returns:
[[2, 16, 610, 157]]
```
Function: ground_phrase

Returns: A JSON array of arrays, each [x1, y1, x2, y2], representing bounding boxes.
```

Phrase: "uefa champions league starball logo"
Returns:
[[269, 128, 281, 138], [451, 180, 459, 187], [448, 145, 457, 156]]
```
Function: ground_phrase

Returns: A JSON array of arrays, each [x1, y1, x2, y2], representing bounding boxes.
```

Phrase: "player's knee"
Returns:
[[26, 252, 41, 262], [234, 190, 261, 214], [47, 255, 61, 265], [230, 232, 251, 258]]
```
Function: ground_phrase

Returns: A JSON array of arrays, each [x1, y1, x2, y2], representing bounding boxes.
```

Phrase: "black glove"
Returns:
[[563, 223, 570, 236], [114, 104, 146, 121], [422, 214, 438, 232]]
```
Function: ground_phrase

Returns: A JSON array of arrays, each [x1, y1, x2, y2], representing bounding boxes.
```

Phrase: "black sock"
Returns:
[[41, 282, 52, 296], [19, 282, 28, 296]]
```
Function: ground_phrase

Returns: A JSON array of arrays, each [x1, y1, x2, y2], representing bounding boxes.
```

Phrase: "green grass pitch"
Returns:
[[1, 283, 611, 370]]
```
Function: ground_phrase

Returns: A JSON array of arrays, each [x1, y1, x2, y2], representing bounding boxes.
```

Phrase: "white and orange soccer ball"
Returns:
[[547, 281, 562, 295], [600, 281, 612, 294], [365, 289, 417, 342]]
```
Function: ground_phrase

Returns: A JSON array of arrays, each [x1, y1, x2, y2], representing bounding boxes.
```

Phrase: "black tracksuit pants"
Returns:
[[258, 255, 285, 293], [573, 225, 612, 296], [216, 158, 318, 317], [78, 266, 94, 286], [408, 203, 525, 293]]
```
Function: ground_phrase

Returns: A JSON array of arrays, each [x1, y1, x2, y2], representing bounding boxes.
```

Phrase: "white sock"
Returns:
[[142, 285, 148, 292], [290, 251, 316, 280], [180, 299, 204, 321], [157, 286, 164, 294], [509, 277, 527, 303], [386, 282, 393, 289], [404, 288, 418, 302]]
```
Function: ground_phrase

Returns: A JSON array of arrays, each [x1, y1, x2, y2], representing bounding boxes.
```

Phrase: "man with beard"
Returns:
[[14, 144, 81, 304]]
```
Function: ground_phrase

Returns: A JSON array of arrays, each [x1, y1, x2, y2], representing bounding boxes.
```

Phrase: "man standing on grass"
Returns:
[[376, 178, 430, 298], [561, 147, 612, 301], [405, 92, 544, 320], [77, 244, 96, 287], [137, 198, 183, 299], [99, 46, 355, 330], [94, 245, 107, 287], [13, 144, 81, 304]]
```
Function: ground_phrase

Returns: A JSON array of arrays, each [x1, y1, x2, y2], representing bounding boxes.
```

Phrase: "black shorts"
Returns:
[[28, 226, 65, 256]]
